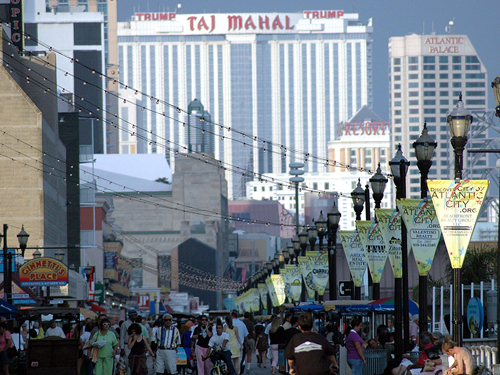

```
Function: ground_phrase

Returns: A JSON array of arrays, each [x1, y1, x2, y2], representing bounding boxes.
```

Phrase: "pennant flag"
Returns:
[[289, 264, 302, 302], [258, 283, 268, 310], [398, 199, 441, 276], [311, 251, 329, 296], [298, 255, 315, 298], [281, 265, 294, 301], [339, 230, 367, 287], [428, 179, 489, 269], [356, 220, 388, 283], [376, 209, 403, 278]]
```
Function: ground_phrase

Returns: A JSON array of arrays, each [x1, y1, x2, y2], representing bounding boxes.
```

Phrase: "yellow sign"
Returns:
[[428, 179, 489, 268], [356, 221, 388, 283], [339, 230, 366, 287], [376, 209, 403, 278]]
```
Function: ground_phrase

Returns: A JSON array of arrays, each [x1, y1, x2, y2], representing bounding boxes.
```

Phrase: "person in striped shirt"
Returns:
[[153, 314, 181, 375]]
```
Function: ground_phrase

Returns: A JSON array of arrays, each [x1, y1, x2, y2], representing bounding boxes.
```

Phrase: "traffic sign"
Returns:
[[338, 281, 353, 297]]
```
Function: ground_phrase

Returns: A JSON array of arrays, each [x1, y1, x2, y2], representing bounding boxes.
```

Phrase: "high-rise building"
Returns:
[[388, 34, 488, 198], [117, 10, 373, 199]]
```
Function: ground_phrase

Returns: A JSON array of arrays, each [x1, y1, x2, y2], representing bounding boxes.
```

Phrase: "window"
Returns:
[[394, 75, 401, 81], [365, 149, 372, 168], [325, 183, 329, 190], [466, 82, 485, 87], [453, 65, 461, 70], [394, 92, 401, 98], [409, 82, 419, 88], [466, 73, 485, 79], [440, 108, 448, 114], [409, 117, 419, 123], [409, 126, 420, 132], [394, 84, 401, 89], [395, 136, 402, 141], [394, 127, 402, 133], [409, 74, 418, 79], [440, 100, 449, 105], [424, 117, 437, 123], [424, 82, 435, 87], [74, 23, 101, 45], [424, 56, 435, 63], [423, 91, 435, 96], [350, 149, 357, 167], [440, 65, 448, 70], [452, 56, 461, 63], [313, 182, 318, 190], [466, 56, 479, 63], [440, 82, 449, 88], [440, 91, 449, 96], [466, 65, 481, 70], [409, 109, 419, 114], [427, 125, 436, 131], [466, 91, 485, 96], [269, 186, 273, 191], [466, 100, 485, 105], [409, 57, 418, 64], [394, 66, 401, 72], [410, 178, 419, 184], [394, 110, 401, 115], [440, 117, 447, 123], [394, 58, 401, 65], [439, 56, 449, 63], [253, 187, 257, 192], [453, 74, 462, 79], [423, 100, 435, 105], [423, 74, 435, 79], [423, 65, 435, 70], [394, 118, 402, 124], [394, 101, 401, 107], [409, 134, 419, 140], [424, 108, 436, 114], [453, 82, 462, 88], [440, 74, 449, 79], [409, 92, 419, 97], [262, 187, 265, 192], [409, 65, 419, 71], [453, 91, 461, 97], [409, 100, 419, 106]]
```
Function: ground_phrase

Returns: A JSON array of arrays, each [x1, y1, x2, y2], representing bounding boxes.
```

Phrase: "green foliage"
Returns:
[[445, 243, 498, 284], [155, 177, 171, 184], [411, 274, 450, 303]]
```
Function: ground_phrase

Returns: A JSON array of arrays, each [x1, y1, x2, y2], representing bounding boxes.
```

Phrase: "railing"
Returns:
[[468, 345, 498, 370]]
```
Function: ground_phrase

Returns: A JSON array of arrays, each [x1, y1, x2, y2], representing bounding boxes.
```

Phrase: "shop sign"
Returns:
[[19, 257, 68, 286]]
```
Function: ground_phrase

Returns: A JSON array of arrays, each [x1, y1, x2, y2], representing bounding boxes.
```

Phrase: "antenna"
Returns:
[[445, 19, 455, 34]]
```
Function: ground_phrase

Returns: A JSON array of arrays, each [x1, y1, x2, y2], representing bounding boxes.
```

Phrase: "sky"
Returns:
[[117, 0, 500, 121]]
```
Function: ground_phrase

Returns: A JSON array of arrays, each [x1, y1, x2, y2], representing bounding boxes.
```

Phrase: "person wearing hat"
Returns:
[[120, 309, 139, 365], [153, 314, 181, 375]]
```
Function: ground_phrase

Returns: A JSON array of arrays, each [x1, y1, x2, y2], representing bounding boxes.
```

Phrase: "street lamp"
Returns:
[[33, 248, 42, 259], [292, 237, 300, 263], [315, 212, 327, 251], [448, 94, 473, 346], [390, 144, 410, 356], [413, 122, 437, 334], [298, 227, 309, 256], [289, 162, 305, 235], [369, 164, 388, 209], [327, 202, 341, 300], [307, 222, 317, 252], [55, 251, 65, 262], [278, 251, 285, 269], [351, 179, 365, 221], [17, 225, 29, 258]]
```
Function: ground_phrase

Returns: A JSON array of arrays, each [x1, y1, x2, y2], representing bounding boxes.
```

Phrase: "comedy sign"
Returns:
[[19, 257, 68, 286]]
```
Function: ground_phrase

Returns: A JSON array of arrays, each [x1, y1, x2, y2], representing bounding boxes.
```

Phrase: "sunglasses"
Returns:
[[164, 319, 171, 321], [102, 323, 111, 326]]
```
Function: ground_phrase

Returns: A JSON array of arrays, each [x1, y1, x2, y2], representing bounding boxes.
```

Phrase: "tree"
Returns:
[[155, 177, 171, 184], [445, 243, 497, 285]]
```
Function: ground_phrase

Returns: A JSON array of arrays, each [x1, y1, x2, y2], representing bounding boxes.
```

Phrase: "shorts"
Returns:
[[0, 350, 13, 364], [246, 339, 255, 352]]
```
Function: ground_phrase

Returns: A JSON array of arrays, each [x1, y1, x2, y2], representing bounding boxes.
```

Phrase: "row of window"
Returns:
[[395, 90, 485, 98], [252, 182, 332, 192], [394, 56, 479, 65], [393, 73, 485, 81], [399, 82, 485, 89], [395, 64, 481, 72]]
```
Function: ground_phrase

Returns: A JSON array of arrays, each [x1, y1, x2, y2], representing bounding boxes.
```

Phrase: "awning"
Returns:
[[80, 308, 98, 320], [369, 297, 419, 316], [89, 303, 106, 312], [0, 299, 17, 319]]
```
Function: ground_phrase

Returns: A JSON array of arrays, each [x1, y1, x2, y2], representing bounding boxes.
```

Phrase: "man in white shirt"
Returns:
[[153, 314, 181, 375], [203, 322, 237, 375], [45, 320, 65, 338]]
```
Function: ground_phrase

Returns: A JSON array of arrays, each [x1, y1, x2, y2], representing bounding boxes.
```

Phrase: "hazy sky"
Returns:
[[117, 0, 500, 120]]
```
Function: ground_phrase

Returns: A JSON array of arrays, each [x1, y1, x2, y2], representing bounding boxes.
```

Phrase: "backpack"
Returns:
[[332, 330, 345, 347], [257, 333, 269, 351]]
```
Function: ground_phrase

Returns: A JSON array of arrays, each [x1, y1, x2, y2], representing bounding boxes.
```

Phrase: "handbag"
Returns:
[[7, 346, 18, 359]]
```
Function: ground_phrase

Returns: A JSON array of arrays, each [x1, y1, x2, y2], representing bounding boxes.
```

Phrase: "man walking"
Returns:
[[231, 311, 248, 375], [285, 312, 338, 375], [153, 314, 181, 375], [242, 312, 255, 373]]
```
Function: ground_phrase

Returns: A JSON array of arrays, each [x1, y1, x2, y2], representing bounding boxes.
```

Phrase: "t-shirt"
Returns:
[[285, 331, 335, 375], [346, 330, 364, 360], [232, 318, 248, 346], [416, 342, 434, 365], [243, 319, 255, 340], [208, 332, 230, 352], [193, 325, 211, 348], [93, 330, 118, 358], [46, 326, 66, 338], [0, 330, 12, 351]]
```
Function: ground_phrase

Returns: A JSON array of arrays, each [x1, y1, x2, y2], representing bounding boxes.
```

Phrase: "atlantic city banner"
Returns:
[[309, 251, 329, 296], [356, 221, 388, 283], [298, 255, 315, 298], [376, 208, 403, 278], [398, 199, 441, 276], [339, 230, 367, 287], [258, 283, 268, 310], [427, 180, 489, 269]]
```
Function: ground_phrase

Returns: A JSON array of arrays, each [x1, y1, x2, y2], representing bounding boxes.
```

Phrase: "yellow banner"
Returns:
[[258, 283, 267, 310], [311, 251, 329, 296], [376, 209, 403, 278], [298, 255, 315, 298], [397, 199, 441, 276], [281, 265, 295, 301], [289, 264, 302, 302], [356, 221, 388, 283], [339, 230, 366, 287], [428, 179, 489, 268], [271, 275, 286, 307]]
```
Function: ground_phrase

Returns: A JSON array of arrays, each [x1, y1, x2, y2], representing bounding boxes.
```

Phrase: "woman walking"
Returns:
[[269, 318, 285, 375], [128, 323, 155, 375], [92, 318, 119, 375], [254, 324, 268, 368], [345, 318, 366, 375], [224, 315, 242, 374], [192, 315, 212, 375]]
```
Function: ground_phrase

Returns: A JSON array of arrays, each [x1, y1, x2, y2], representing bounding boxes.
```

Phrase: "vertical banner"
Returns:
[[289, 264, 302, 302], [356, 221, 388, 283], [376, 209, 403, 278], [258, 283, 268, 310], [428, 180, 489, 268], [271, 275, 286, 306], [298, 255, 315, 298], [311, 251, 329, 296], [266, 277, 278, 307], [252, 288, 260, 312], [398, 199, 441, 276], [280, 265, 293, 301], [339, 230, 367, 287]]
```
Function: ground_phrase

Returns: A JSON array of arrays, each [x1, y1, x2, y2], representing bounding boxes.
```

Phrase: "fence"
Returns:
[[362, 349, 388, 375]]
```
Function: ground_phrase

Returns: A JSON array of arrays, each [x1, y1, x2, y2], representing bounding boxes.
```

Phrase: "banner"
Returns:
[[281, 265, 294, 301], [289, 264, 302, 302], [376, 209, 403, 278], [298, 255, 315, 298], [356, 221, 388, 283], [259, 283, 268, 310], [428, 180, 489, 269], [311, 251, 329, 296], [266, 275, 285, 307], [398, 199, 441, 276], [252, 287, 260, 312], [339, 230, 367, 287]]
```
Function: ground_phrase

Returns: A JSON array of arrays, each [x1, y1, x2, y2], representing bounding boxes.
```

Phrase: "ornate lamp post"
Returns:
[[307, 222, 317, 252], [315, 212, 327, 251], [327, 202, 341, 300], [17, 225, 29, 258], [278, 251, 285, 270], [289, 162, 305, 235], [390, 144, 410, 355], [351, 179, 365, 221], [292, 236, 301, 263], [298, 227, 309, 256], [448, 94, 473, 346], [369, 164, 388, 209], [413, 122, 437, 334]]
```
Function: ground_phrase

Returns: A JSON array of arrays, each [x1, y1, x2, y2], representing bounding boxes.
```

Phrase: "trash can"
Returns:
[[362, 349, 388, 375]]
